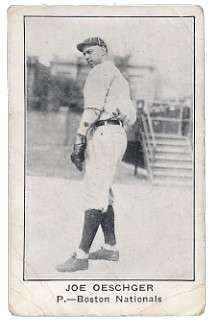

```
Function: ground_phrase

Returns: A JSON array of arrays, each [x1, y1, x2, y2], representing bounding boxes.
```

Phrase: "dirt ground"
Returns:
[[25, 173, 193, 280]]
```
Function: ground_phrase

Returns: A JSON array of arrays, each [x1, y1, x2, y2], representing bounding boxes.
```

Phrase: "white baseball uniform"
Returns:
[[83, 60, 136, 212]]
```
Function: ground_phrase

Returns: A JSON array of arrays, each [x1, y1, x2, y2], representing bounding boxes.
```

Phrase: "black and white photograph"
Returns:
[[25, 14, 195, 280], [8, 5, 205, 316]]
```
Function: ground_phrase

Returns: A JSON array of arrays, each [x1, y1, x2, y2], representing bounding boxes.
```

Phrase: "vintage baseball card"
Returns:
[[8, 5, 205, 316]]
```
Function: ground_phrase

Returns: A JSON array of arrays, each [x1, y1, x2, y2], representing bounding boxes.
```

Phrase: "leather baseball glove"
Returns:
[[70, 134, 87, 171]]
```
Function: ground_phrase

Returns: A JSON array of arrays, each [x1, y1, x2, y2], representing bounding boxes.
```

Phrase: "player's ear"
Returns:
[[101, 46, 107, 56]]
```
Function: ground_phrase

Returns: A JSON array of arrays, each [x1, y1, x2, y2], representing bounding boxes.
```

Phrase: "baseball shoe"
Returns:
[[89, 247, 119, 261], [56, 253, 88, 272]]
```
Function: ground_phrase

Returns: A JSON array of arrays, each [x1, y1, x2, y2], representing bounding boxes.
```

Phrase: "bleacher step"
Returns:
[[151, 161, 192, 169], [153, 169, 192, 178], [155, 153, 192, 161]]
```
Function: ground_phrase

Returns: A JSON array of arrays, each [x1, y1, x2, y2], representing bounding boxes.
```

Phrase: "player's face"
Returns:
[[83, 45, 105, 67]]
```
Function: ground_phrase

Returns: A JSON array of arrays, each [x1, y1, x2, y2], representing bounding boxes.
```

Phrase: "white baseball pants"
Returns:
[[83, 125, 127, 212]]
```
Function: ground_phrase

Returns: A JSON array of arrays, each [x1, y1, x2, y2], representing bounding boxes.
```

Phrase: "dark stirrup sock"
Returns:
[[101, 205, 116, 246], [79, 209, 103, 253]]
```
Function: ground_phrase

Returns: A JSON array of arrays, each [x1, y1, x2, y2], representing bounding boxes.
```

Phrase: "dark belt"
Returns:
[[94, 119, 123, 128]]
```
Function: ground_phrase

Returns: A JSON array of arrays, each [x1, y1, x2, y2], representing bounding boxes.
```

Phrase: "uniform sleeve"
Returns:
[[124, 99, 137, 126], [83, 64, 112, 111]]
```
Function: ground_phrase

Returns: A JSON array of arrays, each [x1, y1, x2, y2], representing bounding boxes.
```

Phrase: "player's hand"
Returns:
[[70, 134, 87, 171]]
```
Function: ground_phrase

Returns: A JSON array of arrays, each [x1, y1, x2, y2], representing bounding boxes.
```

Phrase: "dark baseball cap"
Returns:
[[76, 37, 108, 52]]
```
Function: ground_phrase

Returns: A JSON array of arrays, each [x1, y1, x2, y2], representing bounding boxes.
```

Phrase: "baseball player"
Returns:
[[56, 37, 136, 273]]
